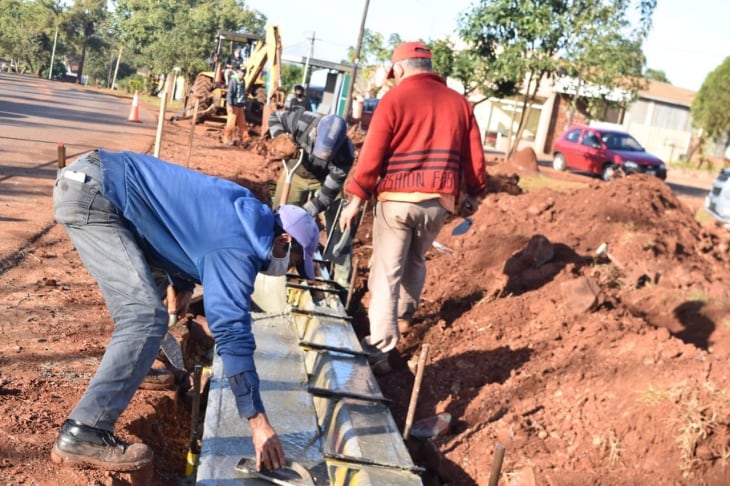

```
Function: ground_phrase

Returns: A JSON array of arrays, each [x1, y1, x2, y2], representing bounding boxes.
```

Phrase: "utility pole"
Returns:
[[49, 27, 58, 80], [302, 32, 315, 88], [111, 46, 122, 90], [343, 0, 370, 122]]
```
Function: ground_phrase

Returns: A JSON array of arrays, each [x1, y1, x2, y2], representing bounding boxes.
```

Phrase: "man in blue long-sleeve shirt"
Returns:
[[50, 150, 319, 472]]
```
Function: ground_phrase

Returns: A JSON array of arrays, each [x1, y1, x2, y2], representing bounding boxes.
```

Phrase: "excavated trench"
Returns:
[[187, 271, 422, 485]]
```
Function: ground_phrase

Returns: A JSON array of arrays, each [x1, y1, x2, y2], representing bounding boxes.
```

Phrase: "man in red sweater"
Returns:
[[339, 41, 488, 374]]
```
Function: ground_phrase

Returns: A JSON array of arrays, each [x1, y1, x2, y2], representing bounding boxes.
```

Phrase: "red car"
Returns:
[[553, 125, 667, 181]]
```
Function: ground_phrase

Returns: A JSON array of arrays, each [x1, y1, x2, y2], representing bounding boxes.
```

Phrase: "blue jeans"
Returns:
[[53, 152, 168, 432]]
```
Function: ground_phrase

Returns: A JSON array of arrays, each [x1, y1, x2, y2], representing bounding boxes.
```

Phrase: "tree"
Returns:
[[345, 29, 402, 97], [691, 57, 730, 145], [458, 0, 656, 153], [113, 0, 265, 83], [62, 0, 108, 84], [645, 68, 669, 83], [280, 62, 304, 92], [0, 0, 62, 75]]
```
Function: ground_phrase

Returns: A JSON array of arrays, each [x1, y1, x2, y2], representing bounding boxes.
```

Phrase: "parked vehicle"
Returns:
[[553, 125, 667, 181], [705, 167, 730, 224], [359, 98, 379, 131]]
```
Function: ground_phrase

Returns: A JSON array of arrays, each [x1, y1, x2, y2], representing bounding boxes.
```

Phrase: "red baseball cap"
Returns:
[[387, 41, 432, 79]]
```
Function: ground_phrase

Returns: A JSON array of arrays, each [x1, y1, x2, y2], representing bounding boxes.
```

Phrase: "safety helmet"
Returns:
[[313, 114, 347, 161]]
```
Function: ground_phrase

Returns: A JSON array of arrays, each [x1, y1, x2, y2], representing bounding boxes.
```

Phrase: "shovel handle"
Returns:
[[166, 285, 178, 327], [279, 149, 304, 207]]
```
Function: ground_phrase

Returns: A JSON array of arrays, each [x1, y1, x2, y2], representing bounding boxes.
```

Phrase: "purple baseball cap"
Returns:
[[277, 205, 320, 279]]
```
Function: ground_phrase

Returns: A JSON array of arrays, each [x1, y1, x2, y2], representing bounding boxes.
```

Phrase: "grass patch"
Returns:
[[518, 174, 585, 193], [674, 382, 730, 478], [685, 290, 709, 303], [668, 160, 719, 175], [637, 385, 681, 405], [694, 208, 716, 225]]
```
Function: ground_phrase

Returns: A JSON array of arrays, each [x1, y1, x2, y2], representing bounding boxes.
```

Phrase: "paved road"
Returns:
[[0, 73, 156, 269]]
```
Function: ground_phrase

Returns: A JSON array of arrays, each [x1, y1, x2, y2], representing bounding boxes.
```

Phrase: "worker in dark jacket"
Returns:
[[286, 84, 313, 112], [223, 63, 248, 145], [50, 150, 320, 473], [268, 110, 355, 288]]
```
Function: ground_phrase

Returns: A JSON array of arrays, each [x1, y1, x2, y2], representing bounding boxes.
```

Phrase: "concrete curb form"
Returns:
[[196, 280, 422, 484]]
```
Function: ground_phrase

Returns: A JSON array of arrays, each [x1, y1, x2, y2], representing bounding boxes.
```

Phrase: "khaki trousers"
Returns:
[[365, 199, 448, 353]]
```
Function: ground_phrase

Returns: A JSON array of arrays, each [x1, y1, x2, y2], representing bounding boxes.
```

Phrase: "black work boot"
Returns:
[[50, 420, 153, 471]]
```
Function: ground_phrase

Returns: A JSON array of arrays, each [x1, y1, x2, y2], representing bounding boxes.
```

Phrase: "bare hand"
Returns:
[[249, 413, 285, 472], [272, 233, 291, 258], [459, 195, 479, 217], [338, 197, 361, 232]]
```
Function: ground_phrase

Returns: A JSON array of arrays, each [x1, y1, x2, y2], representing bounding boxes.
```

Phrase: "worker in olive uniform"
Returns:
[[268, 110, 355, 290]]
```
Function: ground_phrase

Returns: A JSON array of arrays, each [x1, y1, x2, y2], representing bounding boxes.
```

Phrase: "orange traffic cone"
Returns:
[[127, 90, 141, 122]]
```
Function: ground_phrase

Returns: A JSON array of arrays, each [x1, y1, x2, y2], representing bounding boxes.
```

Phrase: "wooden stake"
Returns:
[[186, 98, 199, 168], [488, 443, 506, 486], [57, 142, 66, 169], [403, 343, 429, 440]]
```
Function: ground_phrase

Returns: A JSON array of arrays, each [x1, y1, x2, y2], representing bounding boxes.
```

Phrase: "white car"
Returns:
[[705, 168, 730, 224]]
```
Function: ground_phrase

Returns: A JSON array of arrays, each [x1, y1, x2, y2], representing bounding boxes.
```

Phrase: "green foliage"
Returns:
[[645, 68, 669, 83], [43, 58, 67, 80], [457, 0, 656, 149], [62, 0, 109, 83], [281, 62, 304, 92], [117, 73, 147, 94], [0, 0, 268, 86], [691, 57, 730, 140], [428, 38, 454, 79], [345, 29, 402, 95], [113, 0, 265, 82], [0, 0, 61, 74], [345, 28, 401, 66]]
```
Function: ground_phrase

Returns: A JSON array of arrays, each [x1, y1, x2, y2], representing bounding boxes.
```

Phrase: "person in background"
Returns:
[[268, 109, 355, 289], [338, 41, 488, 374], [286, 84, 313, 112], [51, 149, 320, 473], [224, 47, 243, 85], [223, 63, 248, 146]]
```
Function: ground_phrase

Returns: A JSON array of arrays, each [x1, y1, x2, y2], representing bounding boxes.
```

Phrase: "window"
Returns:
[[565, 129, 581, 143], [582, 132, 600, 147]]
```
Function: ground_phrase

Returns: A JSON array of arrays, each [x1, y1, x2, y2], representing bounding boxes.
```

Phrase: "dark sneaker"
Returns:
[[50, 420, 153, 471], [370, 354, 392, 375], [139, 368, 175, 390]]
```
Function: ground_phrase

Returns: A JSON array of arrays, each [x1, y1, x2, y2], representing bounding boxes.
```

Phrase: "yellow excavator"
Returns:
[[174, 25, 285, 131]]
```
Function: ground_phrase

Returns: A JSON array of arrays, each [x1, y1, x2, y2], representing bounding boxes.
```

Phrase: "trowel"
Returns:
[[159, 285, 186, 371], [431, 217, 474, 253], [322, 199, 359, 262], [451, 217, 473, 236], [235, 458, 315, 486]]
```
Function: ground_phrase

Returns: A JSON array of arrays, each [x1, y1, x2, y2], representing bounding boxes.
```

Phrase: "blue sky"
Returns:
[[247, 0, 728, 92]]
